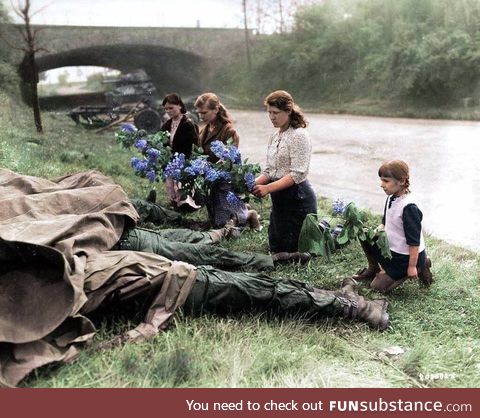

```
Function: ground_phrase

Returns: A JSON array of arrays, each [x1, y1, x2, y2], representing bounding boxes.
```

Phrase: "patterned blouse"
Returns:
[[261, 126, 312, 184]]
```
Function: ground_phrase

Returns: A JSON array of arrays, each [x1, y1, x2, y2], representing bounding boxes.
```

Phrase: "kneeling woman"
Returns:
[[253, 90, 317, 256]]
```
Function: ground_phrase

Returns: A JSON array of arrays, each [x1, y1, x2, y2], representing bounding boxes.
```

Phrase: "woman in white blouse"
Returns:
[[253, 90, 317, 257]]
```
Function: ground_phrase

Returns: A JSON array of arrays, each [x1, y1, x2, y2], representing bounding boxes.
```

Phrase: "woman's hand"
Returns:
[[252, 184, 270, 198], [407, 266, 418, 280]]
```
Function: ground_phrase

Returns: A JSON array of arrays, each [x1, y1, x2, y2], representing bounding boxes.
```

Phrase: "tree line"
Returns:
[[221, 0, 480, 106]]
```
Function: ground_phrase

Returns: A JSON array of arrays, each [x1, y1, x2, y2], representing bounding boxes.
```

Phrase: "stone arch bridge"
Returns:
[[8, 24, 250, 103]]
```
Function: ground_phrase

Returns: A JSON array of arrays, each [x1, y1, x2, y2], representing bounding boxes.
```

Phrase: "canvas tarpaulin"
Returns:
[[0, 169, 197, 387]]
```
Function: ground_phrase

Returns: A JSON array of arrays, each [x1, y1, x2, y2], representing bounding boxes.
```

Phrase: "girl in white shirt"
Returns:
[[354, 160, 433, 293]]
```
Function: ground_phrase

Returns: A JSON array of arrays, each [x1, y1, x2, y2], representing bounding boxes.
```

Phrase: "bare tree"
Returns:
[[0, 1, 50, 133], [277, 0, 285, 33], [249, 0, 306, 34], [242, 0, 252, 71]]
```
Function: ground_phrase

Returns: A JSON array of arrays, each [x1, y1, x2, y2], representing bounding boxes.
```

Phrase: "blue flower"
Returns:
[[332, 198, 347, 216], [146, 147, 161, 163], [163, 153, 186, 181], [131, 156, 149, 173], [227, 146, 242, 164], [204, 167, 220, 182], [244, 172, 256, 191], [121, 123, 136, 133], [134, 139, 148, 150], [226, 191, 243, 208], [185, 158, 210, 176], [210, 141, 227, 160], [204, 167, 231, 183], [145, 169, 157, 182], [210, 140, 242, 164]]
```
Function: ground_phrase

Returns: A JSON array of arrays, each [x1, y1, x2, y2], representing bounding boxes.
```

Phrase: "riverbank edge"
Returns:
[[223, 97, 480, 122]]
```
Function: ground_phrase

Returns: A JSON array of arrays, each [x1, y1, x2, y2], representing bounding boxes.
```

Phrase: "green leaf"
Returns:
[[337, 229, 349, 245], [376, 231, 392, 259]]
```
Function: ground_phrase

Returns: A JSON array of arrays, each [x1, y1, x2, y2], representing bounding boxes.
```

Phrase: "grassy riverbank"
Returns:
[[1, 95, 479, 388]]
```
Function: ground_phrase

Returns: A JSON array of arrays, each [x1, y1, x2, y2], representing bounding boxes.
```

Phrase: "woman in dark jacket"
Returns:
[[161, 93, 199, 209], [194, 92, 240, 163], [161, 93, 198, 158]]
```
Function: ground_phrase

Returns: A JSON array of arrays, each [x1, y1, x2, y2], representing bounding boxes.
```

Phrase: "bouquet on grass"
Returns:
[[299, 198, 391, 260]]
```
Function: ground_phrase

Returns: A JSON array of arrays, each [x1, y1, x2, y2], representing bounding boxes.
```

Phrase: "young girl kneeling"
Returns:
[[354, 160, 433, 293]]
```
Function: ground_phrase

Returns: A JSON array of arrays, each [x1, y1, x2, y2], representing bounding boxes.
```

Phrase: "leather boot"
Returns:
[[336, 277, 389, 330], [272, 252, 311, 265], [353, 240, 380, 280], [356, 296, 390, 330], [146, 189, 157, 204], [370, 271, 406, 294], [418, 256, 434, 287], [208, 219, 241, 243]]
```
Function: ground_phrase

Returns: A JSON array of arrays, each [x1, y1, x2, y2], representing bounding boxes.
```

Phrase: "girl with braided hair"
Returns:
[[354, 160, 433, 293]]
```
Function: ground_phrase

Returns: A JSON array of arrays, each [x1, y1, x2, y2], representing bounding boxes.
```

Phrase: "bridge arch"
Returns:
[[19, 44, 207, 105]]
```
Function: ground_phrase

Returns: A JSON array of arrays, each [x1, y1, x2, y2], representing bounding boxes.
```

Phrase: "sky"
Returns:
[[3, 0, 244, 28]]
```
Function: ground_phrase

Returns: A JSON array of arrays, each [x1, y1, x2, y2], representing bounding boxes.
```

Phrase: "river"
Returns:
[[233, 110, 480, 252]]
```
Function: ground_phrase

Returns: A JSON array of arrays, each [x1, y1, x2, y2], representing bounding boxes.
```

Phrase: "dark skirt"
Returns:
[[269, 180, 317, 253], [368, 241, 427, 280]]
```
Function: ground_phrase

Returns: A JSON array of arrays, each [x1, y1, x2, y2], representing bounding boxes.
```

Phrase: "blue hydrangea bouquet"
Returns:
[[116, 124, 260, 208]]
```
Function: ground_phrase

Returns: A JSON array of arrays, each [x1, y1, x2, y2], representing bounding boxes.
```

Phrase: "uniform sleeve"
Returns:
[[402, 203, 423, 246], [288, 129, 311, 184]]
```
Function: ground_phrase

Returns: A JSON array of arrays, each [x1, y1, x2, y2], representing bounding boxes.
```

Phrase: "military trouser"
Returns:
[[118, 227, 275, 271], [184, 266, 344, 320], [130, 198, 182, 225]]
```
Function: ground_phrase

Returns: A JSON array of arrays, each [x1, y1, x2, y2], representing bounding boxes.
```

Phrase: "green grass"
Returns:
[[1, 94, 479, 388]]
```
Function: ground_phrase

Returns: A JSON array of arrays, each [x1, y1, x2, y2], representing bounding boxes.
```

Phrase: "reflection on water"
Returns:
[[234, 110, 480, 252]]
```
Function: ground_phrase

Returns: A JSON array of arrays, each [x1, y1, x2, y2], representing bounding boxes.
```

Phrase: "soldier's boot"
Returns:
[[208, 219, 241, 243], [146, 189, 157, 204], [336, 277, 390, 330]]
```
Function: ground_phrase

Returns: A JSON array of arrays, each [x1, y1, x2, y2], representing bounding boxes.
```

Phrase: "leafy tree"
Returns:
[[0, 3, 19, 95], [240, 0, 480, 105]]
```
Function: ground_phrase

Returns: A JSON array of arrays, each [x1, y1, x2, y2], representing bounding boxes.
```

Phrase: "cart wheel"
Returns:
[[134, 108, 162, 133]]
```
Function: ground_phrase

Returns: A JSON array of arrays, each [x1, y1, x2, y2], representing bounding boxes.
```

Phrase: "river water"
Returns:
[[233, 110, 480, 252]]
